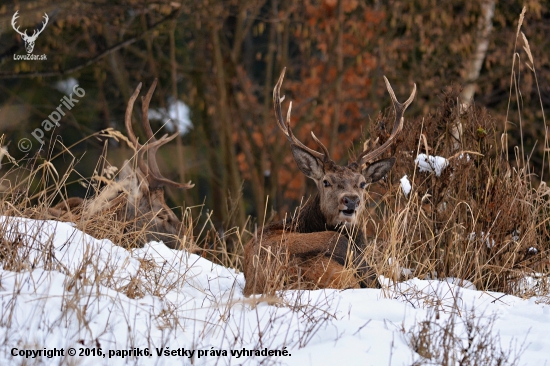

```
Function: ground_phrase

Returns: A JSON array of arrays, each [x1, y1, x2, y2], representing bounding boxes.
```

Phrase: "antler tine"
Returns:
[[138, 79, 194, 190], [11, 11, 26, 37], [141, 134, 195, 189], [310, 131, 330, 158], [141, 78, 158, 142], [124, 82, 151, 176], [125, 82, 143, 151], [273, 68, 289, 135], [356, 76, 416, 165], [273, 68, 328, 162]]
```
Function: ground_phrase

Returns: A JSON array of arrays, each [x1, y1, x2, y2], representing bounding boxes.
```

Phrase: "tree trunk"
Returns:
[[451, 0, 495, 152]]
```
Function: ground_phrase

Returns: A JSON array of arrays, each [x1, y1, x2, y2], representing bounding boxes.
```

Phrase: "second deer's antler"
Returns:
[[124, 80, 194, 190]]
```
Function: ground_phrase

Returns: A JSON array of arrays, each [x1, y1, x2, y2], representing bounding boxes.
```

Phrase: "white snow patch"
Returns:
[[515, 273, 550, 296], [458, 153, 471, 162], [148, 98, 192, 134], [54, 78, 79, 95], [415, 153, 449, 176], [468, 231, 497, 249], [400, 175, 412, 197], [444, 277, 477, 290]]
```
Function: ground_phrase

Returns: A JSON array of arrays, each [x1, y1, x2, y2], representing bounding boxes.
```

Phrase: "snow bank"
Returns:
[[0, 216, 547, 365]]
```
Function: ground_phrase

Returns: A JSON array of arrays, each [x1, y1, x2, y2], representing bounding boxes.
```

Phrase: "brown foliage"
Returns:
[[368, 87, 549, 292]]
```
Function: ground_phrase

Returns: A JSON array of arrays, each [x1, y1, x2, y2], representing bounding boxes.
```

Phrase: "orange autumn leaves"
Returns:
[[280, 2, 384, 201], [233, 1, 386, 216]]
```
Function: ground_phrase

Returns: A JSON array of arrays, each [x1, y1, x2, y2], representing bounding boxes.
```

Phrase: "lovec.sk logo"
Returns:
[[12, 11, 48, 61]]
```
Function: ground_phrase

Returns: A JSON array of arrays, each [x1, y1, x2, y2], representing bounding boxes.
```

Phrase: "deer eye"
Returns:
[[323, 179, 331, 187], [359, 182, 367, 189]]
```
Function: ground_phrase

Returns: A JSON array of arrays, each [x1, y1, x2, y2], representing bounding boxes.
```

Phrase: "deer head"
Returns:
[[274, 68, 416, 227], [84, 80, 194, 249], [11, 11, 49, 54]]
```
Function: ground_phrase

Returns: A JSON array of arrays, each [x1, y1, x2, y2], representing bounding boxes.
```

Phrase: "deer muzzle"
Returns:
[[340, 195, 361, 217]]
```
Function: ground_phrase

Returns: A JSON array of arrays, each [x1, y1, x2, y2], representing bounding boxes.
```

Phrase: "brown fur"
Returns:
[[243, 69, 415, 296], [243, 193, 377, 296], [50, 80, 196, 251]]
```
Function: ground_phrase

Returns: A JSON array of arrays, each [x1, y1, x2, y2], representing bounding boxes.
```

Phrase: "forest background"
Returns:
[[0, 0, 548, 233]]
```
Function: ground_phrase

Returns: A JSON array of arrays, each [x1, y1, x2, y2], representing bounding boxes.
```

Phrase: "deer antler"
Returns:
[[11, 12, 48, 39], [11, 11, 27, 38], [355, 76, 416, 165], [273, 68, 332, 163], [124, 80, 194, 190], [31, 13, 49, 39]]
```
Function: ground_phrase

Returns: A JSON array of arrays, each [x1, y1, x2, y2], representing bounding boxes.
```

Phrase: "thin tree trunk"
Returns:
[[191, 16, 226, 227], [141, 13, 159, 79], [460, 0, 495, 104], [104, 29, 131, 106], [269, 1, 291, 220], [451, 0, 495, 152], [169, 19, 191, 205], [212, 26, 246, 228], [256, 0, 279, 222], [330, 0, 344, 154]]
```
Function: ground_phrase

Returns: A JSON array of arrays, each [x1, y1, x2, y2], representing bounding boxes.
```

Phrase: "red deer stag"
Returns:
[[52, 80, 195, 250], [243, 69, 416, 296]]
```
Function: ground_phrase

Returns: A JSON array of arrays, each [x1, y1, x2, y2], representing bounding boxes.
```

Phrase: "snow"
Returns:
[[468, 231, 497, 249], [54, 78, 79, 95], [148, 98, 192, 134], [458, 153, 471, 162], [443, 277, 477, 290], [400, 175, 411, 197], [415, 153, 449, 176], [0, 216, 548, 365]]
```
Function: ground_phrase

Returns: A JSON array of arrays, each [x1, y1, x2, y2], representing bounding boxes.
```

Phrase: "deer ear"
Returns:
[[290, 144, 324, 180], [362, 157, 396, 183]]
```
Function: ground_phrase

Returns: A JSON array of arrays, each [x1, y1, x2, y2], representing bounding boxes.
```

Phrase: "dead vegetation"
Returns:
[[0, 73, 548, 299], [363, 85, 550, 294], [407, 306, 526, 366], [0, 11, 548, 364]]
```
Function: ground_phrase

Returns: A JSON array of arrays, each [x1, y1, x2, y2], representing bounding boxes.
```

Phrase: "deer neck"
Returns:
[[297, 194, 367, 245], [293, 194, 337, 233]]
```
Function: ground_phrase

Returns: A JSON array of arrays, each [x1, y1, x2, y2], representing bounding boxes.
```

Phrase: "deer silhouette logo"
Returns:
[[12, 11, 49, 54]]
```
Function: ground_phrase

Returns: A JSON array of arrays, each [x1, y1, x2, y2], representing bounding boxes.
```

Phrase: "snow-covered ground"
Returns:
[[0, 216, 548, 365]]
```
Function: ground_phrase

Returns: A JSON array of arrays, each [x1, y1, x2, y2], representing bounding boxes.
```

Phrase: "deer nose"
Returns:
[[342, 195, 360, 210]]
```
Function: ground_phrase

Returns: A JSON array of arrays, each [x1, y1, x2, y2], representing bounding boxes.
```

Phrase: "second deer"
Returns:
[[243, 69, 416, 296], [51, 80, 195, 250]]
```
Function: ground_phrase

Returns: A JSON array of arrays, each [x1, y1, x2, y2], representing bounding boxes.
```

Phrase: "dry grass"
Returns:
[[0, 152, 338, 365], [360, 83, 550, 296], [0, 10, 547, 363], [407, 306, 526, 366]]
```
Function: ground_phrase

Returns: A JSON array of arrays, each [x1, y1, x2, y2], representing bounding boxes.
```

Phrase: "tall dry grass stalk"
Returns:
[[364, 83, 549, 295]]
